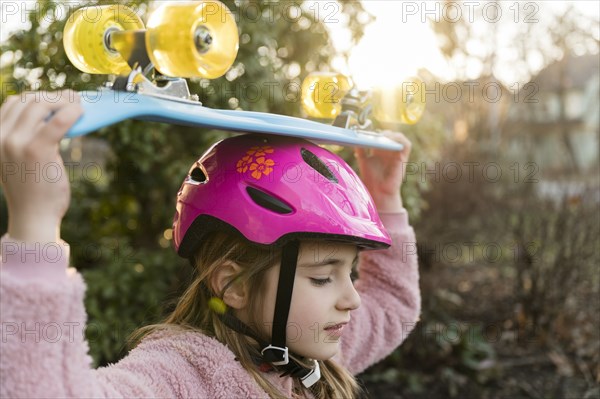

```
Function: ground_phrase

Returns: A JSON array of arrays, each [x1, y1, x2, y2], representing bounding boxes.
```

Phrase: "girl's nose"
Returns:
[[337, 278, 361, 311]]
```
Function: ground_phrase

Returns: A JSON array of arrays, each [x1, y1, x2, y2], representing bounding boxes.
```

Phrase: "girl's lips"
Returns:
[[324, 323, 347, 337]]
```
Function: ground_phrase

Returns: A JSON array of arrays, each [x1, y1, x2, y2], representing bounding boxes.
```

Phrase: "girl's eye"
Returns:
[[310, 277, 332, 286]]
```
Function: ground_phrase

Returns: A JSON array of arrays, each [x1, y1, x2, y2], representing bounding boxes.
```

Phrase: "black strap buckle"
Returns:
[[261, 345, 289, 366]]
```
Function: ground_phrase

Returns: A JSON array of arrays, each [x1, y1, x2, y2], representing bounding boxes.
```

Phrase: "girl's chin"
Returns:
[[290, 344, 340, 361]]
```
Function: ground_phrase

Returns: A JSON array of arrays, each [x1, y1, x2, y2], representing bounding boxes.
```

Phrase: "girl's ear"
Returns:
[[210, 261, 248, 310]]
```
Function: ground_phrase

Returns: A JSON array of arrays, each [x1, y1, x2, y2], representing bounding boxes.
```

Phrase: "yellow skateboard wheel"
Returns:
[[63, 5, 145, 75], [301, 72, 353, 119], [372, 77, 426, 125], [146, 1, 239, 79]]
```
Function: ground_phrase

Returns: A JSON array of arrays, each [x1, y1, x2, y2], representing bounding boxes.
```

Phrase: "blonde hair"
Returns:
[[130, 231, 361, 398]]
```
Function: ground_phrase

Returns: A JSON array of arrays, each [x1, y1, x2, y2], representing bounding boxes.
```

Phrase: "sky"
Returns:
[[327, 1, 600, 88], [328, 0, 448, 87]]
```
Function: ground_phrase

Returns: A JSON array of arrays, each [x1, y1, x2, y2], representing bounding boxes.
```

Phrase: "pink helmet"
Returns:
[[173, 134, 390, 257], [172, 133, 392, 386]]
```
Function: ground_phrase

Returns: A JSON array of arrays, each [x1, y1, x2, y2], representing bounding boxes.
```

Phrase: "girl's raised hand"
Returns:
[[0, 91, 83, 242], [354, 131, 412, 213]]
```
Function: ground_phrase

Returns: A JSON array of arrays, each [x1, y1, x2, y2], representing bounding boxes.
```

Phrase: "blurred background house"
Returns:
[[506, 54, 599, 175]]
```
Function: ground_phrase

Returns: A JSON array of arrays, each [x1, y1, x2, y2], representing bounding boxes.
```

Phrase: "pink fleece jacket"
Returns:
[[0, 212, 420, 398]]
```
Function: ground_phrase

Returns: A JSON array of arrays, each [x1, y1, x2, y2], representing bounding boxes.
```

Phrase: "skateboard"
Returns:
[[63, 2, 425, 151]]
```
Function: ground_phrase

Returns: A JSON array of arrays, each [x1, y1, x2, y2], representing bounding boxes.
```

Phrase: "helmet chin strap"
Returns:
[[216, 240, 321, 388], [262, 240, 298, 364]]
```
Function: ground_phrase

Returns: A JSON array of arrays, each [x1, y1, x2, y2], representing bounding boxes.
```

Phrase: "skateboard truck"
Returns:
[[332, 89, 374, 131], [109, 68, 201, 105]]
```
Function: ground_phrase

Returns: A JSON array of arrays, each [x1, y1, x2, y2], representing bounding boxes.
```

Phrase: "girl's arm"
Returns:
[[338, 211, 420, 375], [337, 132, 422, 374], [0, 93, 188, 398]]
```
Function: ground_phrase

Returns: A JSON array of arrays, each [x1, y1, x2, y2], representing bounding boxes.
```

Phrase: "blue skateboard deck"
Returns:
[[67, 90, 403, 151]]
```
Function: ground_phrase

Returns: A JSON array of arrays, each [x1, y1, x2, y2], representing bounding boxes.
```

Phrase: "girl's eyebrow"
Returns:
[[299, 254, 359, 268]]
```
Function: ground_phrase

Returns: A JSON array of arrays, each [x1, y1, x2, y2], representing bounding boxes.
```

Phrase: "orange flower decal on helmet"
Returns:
[[247, 146, 274, 157], [237, 146, 276, 180], [250, 157, 275, 180], [236, 155, 252, 173]]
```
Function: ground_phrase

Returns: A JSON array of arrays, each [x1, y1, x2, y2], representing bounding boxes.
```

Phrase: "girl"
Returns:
[[0, 91, 420, 398]]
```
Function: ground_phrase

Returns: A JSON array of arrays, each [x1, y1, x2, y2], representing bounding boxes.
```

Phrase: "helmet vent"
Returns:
[[189, 166, 208, 184], [247, 187, 293, 214], [300, 148, 339, 183]]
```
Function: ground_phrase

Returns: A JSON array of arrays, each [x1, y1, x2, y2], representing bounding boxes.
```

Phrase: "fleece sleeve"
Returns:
[[0, 235, 193, 398], [338, 210, 421, 375]]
